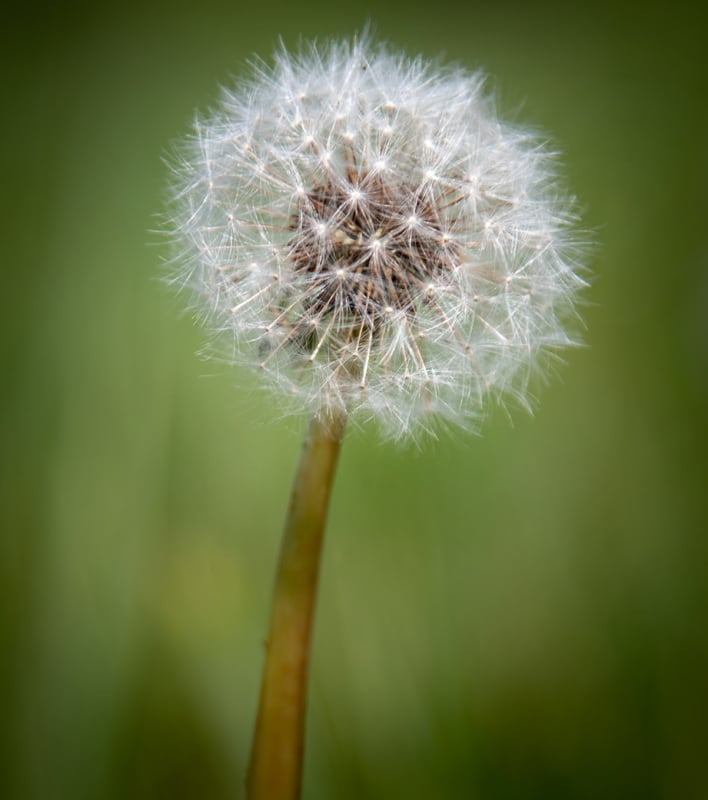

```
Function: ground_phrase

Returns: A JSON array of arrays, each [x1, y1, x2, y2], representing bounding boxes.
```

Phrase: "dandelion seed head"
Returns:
[[168, 35, 587, 439]]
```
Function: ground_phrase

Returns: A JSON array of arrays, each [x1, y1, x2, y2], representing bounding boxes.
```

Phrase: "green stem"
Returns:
[[246, 410, 347, 800]]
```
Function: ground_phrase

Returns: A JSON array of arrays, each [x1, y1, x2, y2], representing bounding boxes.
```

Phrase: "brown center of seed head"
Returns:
[[288, 171, 458, 339]]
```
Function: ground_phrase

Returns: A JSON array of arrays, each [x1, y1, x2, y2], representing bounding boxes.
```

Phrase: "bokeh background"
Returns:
[[3, 0, 707, 797]]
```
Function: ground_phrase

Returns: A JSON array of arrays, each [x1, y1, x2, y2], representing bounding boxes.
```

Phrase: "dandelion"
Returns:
[[167, 34, 587, 800]]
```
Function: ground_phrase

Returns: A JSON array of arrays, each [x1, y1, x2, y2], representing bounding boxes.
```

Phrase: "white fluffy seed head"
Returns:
[[167, 35, 588, 440]]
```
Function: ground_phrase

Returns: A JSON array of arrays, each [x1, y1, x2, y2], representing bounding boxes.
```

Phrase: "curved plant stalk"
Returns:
[[246, 409, 347, 800]]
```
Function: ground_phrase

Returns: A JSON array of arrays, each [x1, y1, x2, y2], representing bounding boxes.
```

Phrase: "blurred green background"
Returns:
[[3, 0, 707, 797]]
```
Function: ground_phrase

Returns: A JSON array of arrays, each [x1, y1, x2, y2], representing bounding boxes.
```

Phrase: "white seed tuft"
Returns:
[[167, 35, 588, 439]]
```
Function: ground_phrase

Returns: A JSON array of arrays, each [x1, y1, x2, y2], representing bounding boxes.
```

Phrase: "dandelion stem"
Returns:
[[246, 409, 347, 800]]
